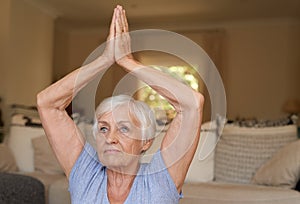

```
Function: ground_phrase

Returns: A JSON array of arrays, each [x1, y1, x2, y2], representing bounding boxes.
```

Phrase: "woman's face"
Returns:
[[95, 105, 148, 172]]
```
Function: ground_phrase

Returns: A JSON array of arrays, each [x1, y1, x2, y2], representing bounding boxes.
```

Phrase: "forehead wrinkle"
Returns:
[[97, 105, 141, 128], [112, 106, 140, 127], [96, 111, 111, 121], [116, 121, 131, 125], [97, 112, 131, 126]]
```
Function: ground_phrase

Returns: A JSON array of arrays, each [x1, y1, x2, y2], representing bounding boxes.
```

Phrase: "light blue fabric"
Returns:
[[69, 143, 182, 204]]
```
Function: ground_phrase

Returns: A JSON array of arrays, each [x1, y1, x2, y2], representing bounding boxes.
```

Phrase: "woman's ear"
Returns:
[[141, 139, 154, 153]]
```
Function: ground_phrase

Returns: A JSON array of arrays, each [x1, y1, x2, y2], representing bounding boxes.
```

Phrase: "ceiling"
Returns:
[[25, 0, 300, 28]]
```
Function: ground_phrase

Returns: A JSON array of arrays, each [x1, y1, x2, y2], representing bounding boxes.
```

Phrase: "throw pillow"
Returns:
[[32, 136, 64, 175], [8, 125, 46, 172], [185, 120, 218, 183], [0, 143, 18, 172], [214, 124, 298, 184], [251, 139, 300, 189]]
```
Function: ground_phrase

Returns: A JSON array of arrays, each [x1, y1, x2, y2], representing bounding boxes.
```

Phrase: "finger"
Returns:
[[122, 9, 129, 32], [121, 9, 127, 32], [109, 8, 117, 37], [125, 33, 131, 51], [115, 8, 122, 35], [117, 5, 123, 12], [117, 7, 125, 32]]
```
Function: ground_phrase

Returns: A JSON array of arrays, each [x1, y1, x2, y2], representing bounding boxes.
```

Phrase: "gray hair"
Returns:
[[93, 95, 156, 140]]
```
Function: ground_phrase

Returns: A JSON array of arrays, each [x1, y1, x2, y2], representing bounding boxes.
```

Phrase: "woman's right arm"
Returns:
[[37, 8, 117, 178]]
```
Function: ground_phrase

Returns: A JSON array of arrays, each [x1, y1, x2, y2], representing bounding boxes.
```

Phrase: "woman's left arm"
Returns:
[[114, 7, 204, 192]]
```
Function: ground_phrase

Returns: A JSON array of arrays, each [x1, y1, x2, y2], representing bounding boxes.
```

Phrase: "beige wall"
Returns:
[[53, 28, 70, 81], [223, 20, 300, 119], [0, 0, 11, 98], [54, 18, 300, 121], [0, 0, 55, 130], [7, 0, 54, 105], [288, 23, 300, 102], [53, 28, 225, 120]]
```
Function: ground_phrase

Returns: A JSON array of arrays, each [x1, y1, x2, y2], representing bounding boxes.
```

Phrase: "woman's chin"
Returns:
[[100, 155, 141, 174]]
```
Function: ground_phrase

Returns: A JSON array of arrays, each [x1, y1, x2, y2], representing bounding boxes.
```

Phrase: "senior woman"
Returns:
[[37, 5, 204, 204]]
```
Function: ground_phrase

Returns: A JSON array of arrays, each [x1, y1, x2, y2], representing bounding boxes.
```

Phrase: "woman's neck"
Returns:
[[107, 169, 136, 187], [106, 169, 137, 203]]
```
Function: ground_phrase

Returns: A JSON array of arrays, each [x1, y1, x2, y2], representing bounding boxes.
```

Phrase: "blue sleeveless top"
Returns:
[[69, 143, 182, 204]]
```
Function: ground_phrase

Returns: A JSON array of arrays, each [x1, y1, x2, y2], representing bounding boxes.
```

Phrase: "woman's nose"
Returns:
[[105, 131, 118, 144]]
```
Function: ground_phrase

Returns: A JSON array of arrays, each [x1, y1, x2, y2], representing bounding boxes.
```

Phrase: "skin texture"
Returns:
[[95, 105, 152, 174], [37, 5, 204, 204]]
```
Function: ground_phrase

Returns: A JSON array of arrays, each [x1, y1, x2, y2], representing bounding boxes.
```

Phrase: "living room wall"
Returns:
[[0, 0, 55, 130], [0, 0, 11, 100], [54, 18, 300, 121], [53, 27, 224, 120], [222, 19, 300, 119], [8, 0, 54, 105]]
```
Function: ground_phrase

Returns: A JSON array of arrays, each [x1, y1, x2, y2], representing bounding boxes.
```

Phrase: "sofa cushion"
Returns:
[[251, 139, 300, 189], [180, 182, 300, 204], [8, 125, 45, 172], [0, 172, 45, 204], [24, 172, 66, 204], [0, 143, 18, 172], [49, 177, 71, 204], [32, 136, 64, 175], [214, 125, 297, 184], [185, 121, 218, 183]]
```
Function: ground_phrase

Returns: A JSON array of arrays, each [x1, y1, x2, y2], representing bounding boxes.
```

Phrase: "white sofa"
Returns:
[[180, 123, 300, 204], [4, 124, 71, 204], [1, 112, 300, 204]]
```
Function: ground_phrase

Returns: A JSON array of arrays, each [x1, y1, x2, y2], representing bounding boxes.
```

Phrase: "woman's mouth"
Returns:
[[104, 149, 121, 154]]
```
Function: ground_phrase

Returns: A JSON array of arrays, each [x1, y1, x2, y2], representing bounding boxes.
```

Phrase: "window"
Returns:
[[138, 65, 200, 123]]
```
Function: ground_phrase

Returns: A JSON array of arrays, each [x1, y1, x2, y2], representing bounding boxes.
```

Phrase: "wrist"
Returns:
[[117, 56, 137, 67], [96, 55, 114, 67]]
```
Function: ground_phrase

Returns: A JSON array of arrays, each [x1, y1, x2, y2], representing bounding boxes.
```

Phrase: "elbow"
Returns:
[[187, 92, 204, 122], [36, 90, 47, 109], [192, 92, 204, 115], [175, 92, 204, 114], [178, 92, 204, 114], [188, 92, 204, 112], [196, 92, 205, 110]]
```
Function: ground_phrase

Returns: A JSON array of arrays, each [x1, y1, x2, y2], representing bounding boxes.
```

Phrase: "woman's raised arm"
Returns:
[[114, 7, 204, 192], [37, 8, 117, 178]]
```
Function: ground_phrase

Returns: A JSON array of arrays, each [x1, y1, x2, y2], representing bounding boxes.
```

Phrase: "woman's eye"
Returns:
[[119, 126, 129, 133], [99, 126, 108, 133]]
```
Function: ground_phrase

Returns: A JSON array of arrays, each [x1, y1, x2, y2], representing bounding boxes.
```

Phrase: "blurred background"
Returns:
[[0, 0, 299, 129]]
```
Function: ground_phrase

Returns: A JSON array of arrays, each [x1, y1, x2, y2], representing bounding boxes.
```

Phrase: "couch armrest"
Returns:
[[0, 173, 45, 204]]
